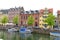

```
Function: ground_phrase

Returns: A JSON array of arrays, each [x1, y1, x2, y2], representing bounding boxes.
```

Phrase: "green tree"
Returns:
[[1, 15, 8, 25], [45, 14, 55, 29], [13, 15, 19, 26], [0, 16, 8, 40], [27, 15, 34, 26]]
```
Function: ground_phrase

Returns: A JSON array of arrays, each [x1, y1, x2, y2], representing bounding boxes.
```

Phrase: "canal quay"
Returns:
[[0, 2, 59, 40], [0, 30, 60, 40], [0, 0, 60, 40], [0, 27, 59, 40]]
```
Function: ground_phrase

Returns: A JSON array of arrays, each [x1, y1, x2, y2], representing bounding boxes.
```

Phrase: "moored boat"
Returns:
[[8, 28, 18, 32], [50, 32, 60, 36], [19, 28, 32, 33]]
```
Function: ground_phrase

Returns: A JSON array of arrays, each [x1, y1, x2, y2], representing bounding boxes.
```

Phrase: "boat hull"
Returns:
[[19, 28, 32, 34], [8, 28, 18, 32], [50, 32, 60, 36]]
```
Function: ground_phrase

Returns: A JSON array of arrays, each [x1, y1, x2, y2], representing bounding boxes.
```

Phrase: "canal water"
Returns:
[[0, 31, 60, 40]]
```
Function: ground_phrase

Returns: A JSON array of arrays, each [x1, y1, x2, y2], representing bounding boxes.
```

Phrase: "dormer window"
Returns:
[[16, 8, 18, 11], [14, 9, 15, 11], [35, 10, 39, 13], [31, 10, 34, 13], [43, 16, 48, 18], [26, 11, 29, 13], [21, 11, 24, 13]]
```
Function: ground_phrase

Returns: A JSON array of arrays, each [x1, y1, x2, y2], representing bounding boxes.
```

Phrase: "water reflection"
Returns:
[[32, 34, 50, 40], [20, 33, 32, 40], [20, 33, 32, 38], [50, 36, 60, 40], [54, 37, 60, 40], [20, 34, 60, 40], [0, 31, 60, 40]]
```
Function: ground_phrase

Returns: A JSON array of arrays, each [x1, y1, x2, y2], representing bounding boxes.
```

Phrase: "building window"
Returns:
[[25, 22, 27, 24], [21, 16, 23, 19], [21, 16, 25, 19], [26, 11, 29, 13], [42, 20, 45, 22], [44, 11, 48, 14], [35, 22, 38, 26], [40, 24, 41, 25], [24, 16, 25, 19], [59, 15, 60, 18], [43, 24, 48, 27], [31, 10, 34, 13], [14, 9, 15, 11], [35, 10, 39, 13], [59, 21, 60, 24], [23, 22, 25, 24], [35, 16, 38, 20], [21, 21, 23, 25], [40, 20, 41, 21], [25, 16, 27, 19], [21, 11, 24, 14], [43, 16, 47, 18]]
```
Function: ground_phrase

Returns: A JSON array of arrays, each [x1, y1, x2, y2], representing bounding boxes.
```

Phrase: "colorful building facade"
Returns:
[[19, 10, 39, 27], [8, 7, 54, 28], [39, 8, 53, 28], [57, 10, 60, 27], [8, 7, 24, 23]]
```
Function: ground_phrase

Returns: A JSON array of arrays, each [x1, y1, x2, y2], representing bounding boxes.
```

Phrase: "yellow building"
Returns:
[[39, 14, 50, 29], [39, 8, 53, 29]]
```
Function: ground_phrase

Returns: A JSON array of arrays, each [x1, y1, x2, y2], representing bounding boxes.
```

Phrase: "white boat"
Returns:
[[19, 28, 32, 33], [50, 32, 60, 36], [8, 28, 17, 32]]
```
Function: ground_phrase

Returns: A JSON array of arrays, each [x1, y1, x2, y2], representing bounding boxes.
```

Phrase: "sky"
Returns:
[[0, 0, 60, 16]]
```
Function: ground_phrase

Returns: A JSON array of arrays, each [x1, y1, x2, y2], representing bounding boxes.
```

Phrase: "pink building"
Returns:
[[8, 7, 24, 23]]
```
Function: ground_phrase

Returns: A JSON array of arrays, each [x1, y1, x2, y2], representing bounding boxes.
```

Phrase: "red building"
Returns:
[[19, 10, 39, 27]]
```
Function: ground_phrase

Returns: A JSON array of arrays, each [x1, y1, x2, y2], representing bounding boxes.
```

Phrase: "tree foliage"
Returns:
[[1, 16, 8, 24], [45, 14, 55, 27], [27, 15, 34, 26], [13, 15, 19, 25]]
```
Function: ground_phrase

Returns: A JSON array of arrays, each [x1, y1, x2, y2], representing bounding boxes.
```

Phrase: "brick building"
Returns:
[[19, 10, 39, 27], [8, 7, 54, 28]]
